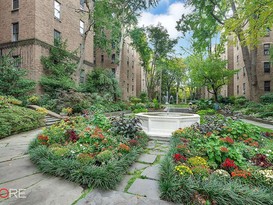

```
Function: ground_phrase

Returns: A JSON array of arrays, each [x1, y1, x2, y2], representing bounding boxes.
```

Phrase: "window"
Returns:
[[12, 22, 19, 42], [80, 20, 84, 35], [12, 55, 21, 68], [80, 0, 84, 10], [112, 68, 116, 75], [132, 73, 134, 82], [54, 1, 61, 19], [127, 84, 129, 93], [264, 62, 270, 73], [127, 70, 129, 79], [132, 85, 134, 92], [236, 55, 239, 63], [237, 85, 239, 95], [264, 81, 271, 92], [127, 56, 129, 66], [93, 54, 96, 65], [243, 66, 246, 77], [13, 0, 19, 10], [237, 72, 239, 80], [111, 54, 115, 64], [54, 29, 61, 45], [132, 61, 134, 69], [80, 69, 85, 83], [264, 44, 270, 55], [101, 55, 104, 63], [243, 83, 246, 94]]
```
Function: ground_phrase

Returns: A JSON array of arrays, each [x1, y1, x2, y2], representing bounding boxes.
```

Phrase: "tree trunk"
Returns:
[[240, 45, 258, 101], [76, 0, 94, 84], [176, 83, 179, 104], [116, 25, 125, 83]]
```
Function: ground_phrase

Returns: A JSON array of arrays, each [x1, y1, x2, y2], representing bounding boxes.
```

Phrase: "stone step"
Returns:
[[149, 136, 170, 142]]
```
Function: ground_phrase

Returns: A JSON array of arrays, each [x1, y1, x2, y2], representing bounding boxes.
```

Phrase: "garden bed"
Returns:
[[160, 115, 273, 204], [0, 96, 45, 139], [29, 115, 148, 189]]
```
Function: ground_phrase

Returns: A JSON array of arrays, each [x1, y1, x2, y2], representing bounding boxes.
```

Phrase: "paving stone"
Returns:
[[148, 150, 166, 156], [2, 176, 83, 205], [77, 189, 173, 205], [0, 143, 8, 148], [137, 154, 157, 164], [147, 141, 156, 149], [128, 162, 149, 173], [115, 175, 132, 192], [0, 158, 39, 184], [128, 179, 160, 199], [141, 164, 160, 180]]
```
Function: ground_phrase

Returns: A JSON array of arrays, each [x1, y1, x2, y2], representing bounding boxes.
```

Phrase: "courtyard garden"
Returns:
[[28, 113, 149, 189], [160, 114, 273, 204]]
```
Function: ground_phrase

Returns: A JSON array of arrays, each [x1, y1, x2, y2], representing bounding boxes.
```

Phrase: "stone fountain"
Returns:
[[136, 92, 200, 138]]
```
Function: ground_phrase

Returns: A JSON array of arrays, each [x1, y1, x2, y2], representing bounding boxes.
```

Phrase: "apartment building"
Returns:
[[202, 30, 273, 101], [94, 37, 147, 100], [0, 0, 94, 92], [233, 30, 273, 100]]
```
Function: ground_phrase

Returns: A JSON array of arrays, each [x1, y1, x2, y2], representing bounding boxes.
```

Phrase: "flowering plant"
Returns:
[[61, 107, 73, 115], [188, 156, 208, 167], [220, 136, 234, 144], [175, 165, 193, 176], [36, 107, 48, 115], [37, 134, 49, 145], [231, 169, 251, 179], [173, 153, 187, 163], [221, 158, 237, 172]]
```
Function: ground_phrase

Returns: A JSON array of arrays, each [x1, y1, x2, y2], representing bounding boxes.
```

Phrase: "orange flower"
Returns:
[[119, 143, 130, 152], [220, 147, 229, 153], [231, 169, 251, 179], [206, 132, 213, 137]]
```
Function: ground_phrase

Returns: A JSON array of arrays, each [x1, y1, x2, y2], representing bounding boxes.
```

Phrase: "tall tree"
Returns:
[[111, 0, 159, 82], [130, 25, 177, 99], [177, 0, 273, 100], [186, 53, 237, 102]]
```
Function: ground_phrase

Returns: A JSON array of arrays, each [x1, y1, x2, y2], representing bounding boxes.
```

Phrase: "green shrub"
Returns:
[[153, 99, 160, 109], [197, 109, 216, 116], [130, 97, 141, 104], [85, 68, 121, 100], [40, 40, 77, 97], [110, 114, 141, 139], [235, 96, 248, 107], [260, 92, 273, 104], [0, 105, 44, 138], [0, 54, 35, 99], [139, 92, 148, 103]]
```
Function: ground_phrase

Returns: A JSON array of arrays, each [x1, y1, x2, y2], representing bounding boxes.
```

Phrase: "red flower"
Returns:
[[220, 136, 234, 144], [128, 139, 138, 146], [37, 134, 49, 145], [221, 158, 237, 172], [173, 153, 187, 162]]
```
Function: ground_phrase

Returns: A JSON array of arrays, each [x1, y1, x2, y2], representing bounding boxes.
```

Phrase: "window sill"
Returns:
[[54, 17, 61, 23], [11, 8, 19, 12]]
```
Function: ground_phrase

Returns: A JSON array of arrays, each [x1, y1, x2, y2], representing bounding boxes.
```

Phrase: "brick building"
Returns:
[[94, 37, 147, 100], [201, 31, 273, 101], [0, 0, 94, 92]]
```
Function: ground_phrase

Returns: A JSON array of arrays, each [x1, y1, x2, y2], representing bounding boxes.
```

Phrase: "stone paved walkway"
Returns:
[[77, 140, 174, 205], [0, 129, 83, 205], [241, 119, 273, 131], [2, 117, 273, 205]]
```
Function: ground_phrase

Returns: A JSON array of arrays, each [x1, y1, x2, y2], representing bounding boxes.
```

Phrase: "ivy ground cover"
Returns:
[[29, 115, 148, 189], [160, 115, 273, 205]]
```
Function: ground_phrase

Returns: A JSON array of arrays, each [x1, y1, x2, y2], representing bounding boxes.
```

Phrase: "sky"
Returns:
[[137, 0, 193, 57]]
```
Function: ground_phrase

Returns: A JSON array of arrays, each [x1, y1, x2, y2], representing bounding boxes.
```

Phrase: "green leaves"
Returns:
[[0, 54, 36, 98]]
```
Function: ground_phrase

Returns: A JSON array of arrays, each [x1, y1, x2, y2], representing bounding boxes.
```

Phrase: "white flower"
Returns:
[[266, 154, 269, 157], [268, 150, 272, 153], [80, 144, 83, 147], [255, 148, 258, 151], [71, 150, 75, 154]]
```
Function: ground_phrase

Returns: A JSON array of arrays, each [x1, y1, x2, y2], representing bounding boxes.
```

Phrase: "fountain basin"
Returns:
[[136, 112, 200, 138]]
